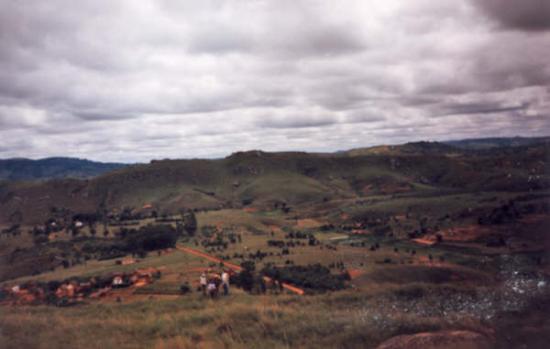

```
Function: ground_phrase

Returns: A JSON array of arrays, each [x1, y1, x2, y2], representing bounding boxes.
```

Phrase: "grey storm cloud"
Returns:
[[438, 102, 529, 117], [258, 114, 338, 129], [0, 0, 548, 162], [474, 0, 550, 31]]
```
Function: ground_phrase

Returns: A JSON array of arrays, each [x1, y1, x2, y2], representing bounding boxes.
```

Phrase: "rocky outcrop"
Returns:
[[377, 330, 493, 349]]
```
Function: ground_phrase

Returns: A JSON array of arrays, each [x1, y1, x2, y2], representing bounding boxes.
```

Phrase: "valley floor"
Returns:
[[1, 187, 549, 348]]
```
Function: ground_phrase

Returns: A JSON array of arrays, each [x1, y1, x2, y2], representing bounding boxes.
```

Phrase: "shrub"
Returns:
[[231, 260, 256, 292], [180, 283, 191, 294], [183, 211, 197, 236]]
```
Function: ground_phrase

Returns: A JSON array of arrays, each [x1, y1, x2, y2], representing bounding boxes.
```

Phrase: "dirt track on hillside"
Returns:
[[175, 245, 305, 295]]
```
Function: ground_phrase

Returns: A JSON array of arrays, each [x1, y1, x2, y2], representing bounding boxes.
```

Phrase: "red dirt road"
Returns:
[[175, 245, 305, 295]]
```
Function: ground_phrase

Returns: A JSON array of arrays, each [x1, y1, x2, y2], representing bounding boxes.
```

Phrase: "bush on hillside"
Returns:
[[231, 260, 256, 292], [261, 264, 348, 292], [183, 211, 197, 236], [478, 201, 520, 225]]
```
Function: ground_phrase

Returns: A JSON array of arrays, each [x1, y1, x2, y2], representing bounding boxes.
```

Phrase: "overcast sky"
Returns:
[[1, 0, 549, 162]]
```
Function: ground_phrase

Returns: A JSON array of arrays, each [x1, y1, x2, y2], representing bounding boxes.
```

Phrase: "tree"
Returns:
[[124, 224, 179, 252], [183, 211, 197, 236], [238, 261, 256, 292]]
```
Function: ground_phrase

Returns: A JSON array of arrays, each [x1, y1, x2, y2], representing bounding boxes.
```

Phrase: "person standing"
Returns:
[[221, 270, 230, 296], [199, 272, 207, 295], [207, 280, 218, 299]]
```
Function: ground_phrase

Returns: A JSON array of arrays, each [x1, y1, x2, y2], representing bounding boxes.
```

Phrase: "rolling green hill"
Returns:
[[0, 139, 548, 226]]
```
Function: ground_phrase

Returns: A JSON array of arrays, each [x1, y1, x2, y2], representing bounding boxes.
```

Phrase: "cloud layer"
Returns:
[[0, 0, 549, 162]]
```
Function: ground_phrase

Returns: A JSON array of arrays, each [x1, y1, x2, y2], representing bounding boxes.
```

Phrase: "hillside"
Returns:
[[1, 139, 549, 349], [0, 140, 548, 226], [443, 136, 550, 150], [344, 141, 461, 157], [0, 157, 127, 181]]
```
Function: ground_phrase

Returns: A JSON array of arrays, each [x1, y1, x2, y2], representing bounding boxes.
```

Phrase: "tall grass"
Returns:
[[0, 288, 492, 349]]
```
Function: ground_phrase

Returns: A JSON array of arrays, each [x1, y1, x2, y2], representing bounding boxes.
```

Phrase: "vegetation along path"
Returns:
[[175, 244, 305, 295]]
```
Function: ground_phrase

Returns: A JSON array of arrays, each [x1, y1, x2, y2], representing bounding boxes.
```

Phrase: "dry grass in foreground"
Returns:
[[2, 284, 548, 349]]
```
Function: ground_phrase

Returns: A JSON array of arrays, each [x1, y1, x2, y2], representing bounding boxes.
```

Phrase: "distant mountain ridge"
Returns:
[[344, 136, 550, 156], [0, 136, 548, 226], [442, 136, 550, 150], [0, 136, 548, 182], [0, 157, 127, 181]]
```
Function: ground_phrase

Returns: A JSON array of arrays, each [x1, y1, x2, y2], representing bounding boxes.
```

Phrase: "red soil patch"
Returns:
[[394, 214, 407, 221], [412, 255, 452, 268], [177, 245, 243, 271], [296, 218, 322, 228], [412, 238, 436, 246], [412, 224, 494, 246], [351, 229, 370, 235], [347, 269, 365, 279], [243, 207, 258, 213], [436, 225, 492, 242], [268, 225, 284, 234]]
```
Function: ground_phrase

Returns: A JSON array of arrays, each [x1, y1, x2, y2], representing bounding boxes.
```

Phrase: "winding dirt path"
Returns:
[[175, 245, 305, 295]]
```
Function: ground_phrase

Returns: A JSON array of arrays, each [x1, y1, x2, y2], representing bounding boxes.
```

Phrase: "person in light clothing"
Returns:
[[221, 270, 230, 296], [199, 272, 207, 295]]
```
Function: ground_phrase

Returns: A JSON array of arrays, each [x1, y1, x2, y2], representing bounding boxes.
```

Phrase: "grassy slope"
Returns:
[[0, 292, 441, 349], [1, 194, 549, 348], [2, 285, 548, 349], [0, 142, 548, 225]]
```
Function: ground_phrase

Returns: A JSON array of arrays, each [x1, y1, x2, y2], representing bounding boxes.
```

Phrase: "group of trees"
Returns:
[[231, 261, 257, 292], [229, 261, 350, 294], [261, 264, 349, 292], [79, 223, 179, 260], [478, 201, 520, 225]]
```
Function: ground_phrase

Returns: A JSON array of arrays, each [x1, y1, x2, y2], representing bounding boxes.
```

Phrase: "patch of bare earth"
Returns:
[[436, 225, 493, 243], [296, 218, 323, 228], [347, 268, 364, 279], [412, 237, 436, 246], [377, 330, 494, 349]]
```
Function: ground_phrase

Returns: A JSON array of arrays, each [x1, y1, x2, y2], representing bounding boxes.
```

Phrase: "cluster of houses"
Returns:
[[1, 267, 162, 306]]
